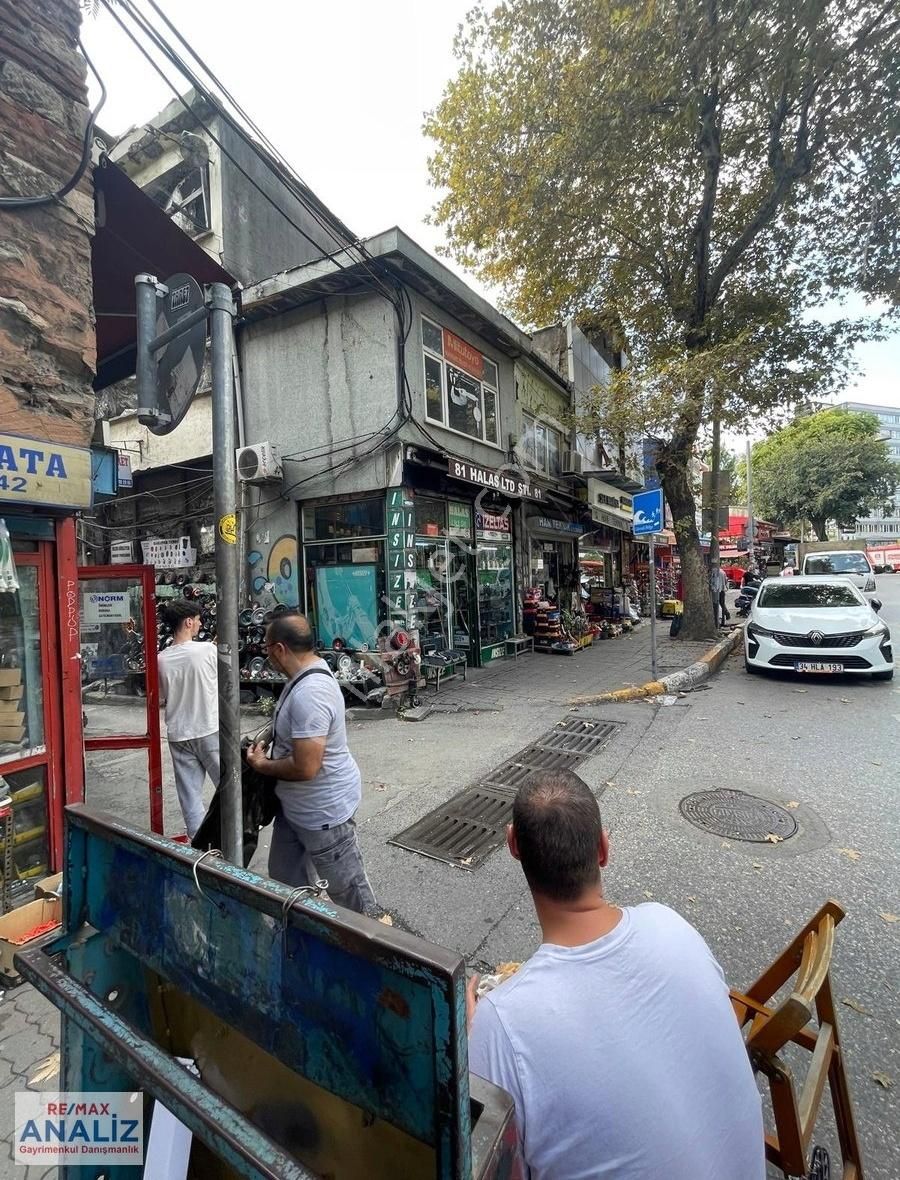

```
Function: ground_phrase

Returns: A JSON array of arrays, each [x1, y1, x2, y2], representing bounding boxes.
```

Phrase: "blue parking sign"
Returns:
[[632, 487, 664, 535]]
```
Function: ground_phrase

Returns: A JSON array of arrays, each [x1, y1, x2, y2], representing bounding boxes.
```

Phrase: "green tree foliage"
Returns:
[[427, 0, 899, 638], [751, 408, 897, 540]]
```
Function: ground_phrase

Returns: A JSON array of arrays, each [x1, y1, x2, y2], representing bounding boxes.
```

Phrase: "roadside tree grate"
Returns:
[[679, 789, 798, 843], [391, 717, 622, 868]]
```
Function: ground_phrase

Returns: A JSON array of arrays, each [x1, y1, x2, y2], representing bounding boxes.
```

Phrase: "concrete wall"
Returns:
[[107, 392, 213, 471], [0, 0, 95, 446], [218, 120, 353, 286], [239, 291, 398, 502]]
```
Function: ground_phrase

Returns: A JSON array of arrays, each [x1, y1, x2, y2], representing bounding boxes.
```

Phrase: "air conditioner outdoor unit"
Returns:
[[236, 442, 282, 483], [562, 450, 583, 476]]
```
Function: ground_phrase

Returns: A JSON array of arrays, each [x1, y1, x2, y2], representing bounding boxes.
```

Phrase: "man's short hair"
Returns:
[[161, 599, 201, 630], [266, 612, 315, 653], [512, 770, 602, 901]]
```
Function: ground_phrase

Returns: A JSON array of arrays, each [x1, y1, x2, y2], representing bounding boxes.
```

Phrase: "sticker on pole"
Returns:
[[632, 487, 664, 535], [218, 513, 236, 544], [14, 1091, 144, 1165]]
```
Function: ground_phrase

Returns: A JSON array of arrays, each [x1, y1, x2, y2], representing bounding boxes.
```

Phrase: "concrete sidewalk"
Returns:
[[0, 616, 731, 1176]]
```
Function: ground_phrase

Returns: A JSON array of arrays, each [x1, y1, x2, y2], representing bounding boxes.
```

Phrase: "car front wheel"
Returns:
[[744, 657, 760, 675]]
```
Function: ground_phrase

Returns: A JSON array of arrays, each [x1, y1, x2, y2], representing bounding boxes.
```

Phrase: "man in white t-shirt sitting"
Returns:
[[157, 599, 219, 837], [468, 770, 765, 1180]]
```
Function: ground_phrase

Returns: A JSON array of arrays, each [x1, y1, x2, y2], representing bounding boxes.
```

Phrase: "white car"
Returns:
[[744, 577, 893, 681], [800, 550, 876, 592]]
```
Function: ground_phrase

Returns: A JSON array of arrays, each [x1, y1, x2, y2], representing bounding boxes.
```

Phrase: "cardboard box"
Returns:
[[0, 683, 23, 701], [0, 708, 24, 724], [0, 669, 22, 688], [0, 724, 25, 743], [34, 872, 63, 900], [0, 896, 61, 979]]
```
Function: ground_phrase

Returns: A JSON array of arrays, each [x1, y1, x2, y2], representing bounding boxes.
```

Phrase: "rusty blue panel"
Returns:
[[37, 805, 474, 1179]]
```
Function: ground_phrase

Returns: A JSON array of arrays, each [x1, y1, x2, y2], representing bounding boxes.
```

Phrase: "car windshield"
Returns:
[[757, 583, 861, 609], [805, 553, 870, 574]]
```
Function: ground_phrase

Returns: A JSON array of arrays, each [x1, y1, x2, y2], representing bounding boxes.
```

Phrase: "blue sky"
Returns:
[[82, 0, 897, 411]]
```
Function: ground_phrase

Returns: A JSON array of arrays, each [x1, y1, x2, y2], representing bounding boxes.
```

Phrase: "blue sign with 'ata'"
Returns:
[[632, 487, 664, 535]]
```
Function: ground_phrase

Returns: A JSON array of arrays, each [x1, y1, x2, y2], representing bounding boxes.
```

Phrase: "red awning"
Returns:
[[92, 161, 235, 390]]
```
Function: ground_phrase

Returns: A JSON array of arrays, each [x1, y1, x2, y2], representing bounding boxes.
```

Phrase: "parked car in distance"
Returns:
[[799, 549, 876, 592], [744, 577, 893, 681]]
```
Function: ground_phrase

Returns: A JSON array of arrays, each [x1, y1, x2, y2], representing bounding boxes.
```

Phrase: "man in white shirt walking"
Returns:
[[467, 770, 765, 1180], [157, 600, 219, 837]]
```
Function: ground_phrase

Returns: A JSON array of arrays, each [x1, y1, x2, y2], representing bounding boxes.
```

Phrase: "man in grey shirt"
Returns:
[[245, 613, 376, 915]]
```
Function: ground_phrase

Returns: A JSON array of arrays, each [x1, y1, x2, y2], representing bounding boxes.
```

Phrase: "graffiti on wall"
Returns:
[[247, 532, 299, 609]]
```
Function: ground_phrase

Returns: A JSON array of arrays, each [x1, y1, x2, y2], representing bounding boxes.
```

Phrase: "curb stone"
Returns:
[[569, 626, 744, 706]]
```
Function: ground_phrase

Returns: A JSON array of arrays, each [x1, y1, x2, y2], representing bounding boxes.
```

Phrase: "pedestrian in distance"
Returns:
[[711, 562, 729, 625], [157, 599, 220, 838], [245, 612, 377, 916], [467, 770, 765, 1180]]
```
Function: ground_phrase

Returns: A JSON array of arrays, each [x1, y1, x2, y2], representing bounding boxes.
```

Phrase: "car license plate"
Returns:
[[796, 661, 843, 674]]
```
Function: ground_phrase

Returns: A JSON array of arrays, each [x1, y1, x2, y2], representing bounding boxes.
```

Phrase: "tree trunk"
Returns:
[[811, 518, 828, 541], [659, 449, 717, 641]]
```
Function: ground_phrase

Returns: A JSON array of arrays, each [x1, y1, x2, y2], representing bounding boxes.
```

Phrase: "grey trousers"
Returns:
[[168, 733, 220, 837], [268, 812, 377, 916]]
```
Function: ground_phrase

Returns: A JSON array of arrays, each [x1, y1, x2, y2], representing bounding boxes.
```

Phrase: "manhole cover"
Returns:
[[678, 789, 798, 843]]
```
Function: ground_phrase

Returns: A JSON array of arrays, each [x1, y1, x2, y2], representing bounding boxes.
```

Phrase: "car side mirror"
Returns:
[[871, 598, 882, 613]]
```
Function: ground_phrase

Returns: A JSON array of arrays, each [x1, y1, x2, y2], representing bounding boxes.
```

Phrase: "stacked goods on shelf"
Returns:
[[0, 668, 24, 747], [0, 770, 48, 902], [522, 589, 540, 636]]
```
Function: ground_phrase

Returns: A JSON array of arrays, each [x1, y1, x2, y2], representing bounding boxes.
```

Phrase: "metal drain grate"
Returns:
[[679, 789, 798, 843], [390, 785, 514, 868], [391, 716, 621, 868], [535, 718, 618, 756]]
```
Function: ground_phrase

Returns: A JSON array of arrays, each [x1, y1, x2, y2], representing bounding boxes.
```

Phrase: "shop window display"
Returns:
[[477, 541, 514, 647], [0, 566, 43, 758], [305, 498, 385, 542], [304, 541, 387, 649]]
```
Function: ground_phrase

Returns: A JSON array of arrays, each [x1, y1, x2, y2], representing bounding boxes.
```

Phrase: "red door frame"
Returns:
[[2, 546, 64, 873], [77, 563, 163, 832]]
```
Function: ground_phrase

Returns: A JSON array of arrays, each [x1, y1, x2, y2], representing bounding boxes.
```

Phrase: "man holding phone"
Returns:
[[245, 612, 376, 916]]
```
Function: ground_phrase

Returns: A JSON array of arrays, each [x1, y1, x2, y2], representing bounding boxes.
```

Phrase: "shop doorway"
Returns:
[[78, 564, 163, 833]]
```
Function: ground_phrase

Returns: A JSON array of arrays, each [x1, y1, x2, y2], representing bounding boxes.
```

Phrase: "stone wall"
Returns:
[[0, 0, 96, 447]]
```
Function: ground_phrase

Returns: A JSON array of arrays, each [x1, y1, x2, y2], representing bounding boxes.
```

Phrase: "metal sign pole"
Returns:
[[649, 533, 658, 680], [209, 282, 243, 864]]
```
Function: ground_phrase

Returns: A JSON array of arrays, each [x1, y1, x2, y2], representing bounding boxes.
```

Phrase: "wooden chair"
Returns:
[[730, 900, 865, 1179]]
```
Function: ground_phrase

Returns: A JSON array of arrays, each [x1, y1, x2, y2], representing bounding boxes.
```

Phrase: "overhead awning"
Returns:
[[92, 160, 236, 390]]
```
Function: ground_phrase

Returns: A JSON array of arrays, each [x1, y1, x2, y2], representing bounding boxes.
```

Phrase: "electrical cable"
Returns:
[[104, 0, 407, 319], [0, 40, 107, 209]]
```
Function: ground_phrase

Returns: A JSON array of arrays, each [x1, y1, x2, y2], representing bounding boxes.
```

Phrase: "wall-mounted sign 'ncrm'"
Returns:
[[0, 431, 93, 510]]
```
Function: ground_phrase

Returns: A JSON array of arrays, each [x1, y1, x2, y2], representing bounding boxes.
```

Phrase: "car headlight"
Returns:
[[863, 621, 890, 638], [746, 622, 774, 638]]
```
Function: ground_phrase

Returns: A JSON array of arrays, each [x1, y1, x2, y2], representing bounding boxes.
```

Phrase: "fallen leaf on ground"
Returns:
[[604, 780, 618, 789], [459, 856, 473, 866], [785, 801, 800, 809], [752, 862, 764, 870], [872, 1072, 893, 1089], [378, 913, 394, 926], [870, 760, 882, 766], [838, 848, 861, 862], [840, 697, 850, 703], [765, 833, 784, 843], [626, 787, 642, 796], [878, 912, 899, 924], [793, 688, 808, 694], [687, 896, 696, 902], [29, 1052, 60, 1086], [643, 890, 653, 898], [841, 997, 872, 1016]]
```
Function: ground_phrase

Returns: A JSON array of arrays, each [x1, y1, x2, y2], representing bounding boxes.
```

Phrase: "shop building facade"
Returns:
[[238, 228, 578, 666]]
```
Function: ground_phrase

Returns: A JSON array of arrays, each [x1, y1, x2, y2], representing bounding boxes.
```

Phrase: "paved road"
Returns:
[[3, 581, 897, 1178]]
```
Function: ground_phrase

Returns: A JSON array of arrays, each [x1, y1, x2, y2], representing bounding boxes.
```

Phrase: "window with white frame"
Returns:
[[422, 316, 500, 445], [521, 413, 563, 477]]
